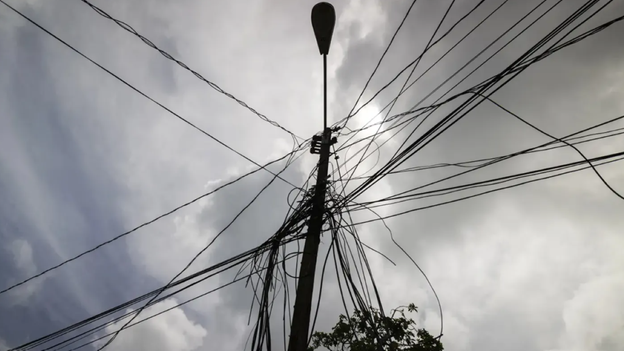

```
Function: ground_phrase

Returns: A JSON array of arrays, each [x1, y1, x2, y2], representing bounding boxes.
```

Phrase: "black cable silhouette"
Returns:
[[0, 0, 306, 297], [12, 233, 306, 351], [340, 0, 419, 130], [341, 0, 462, 194], [346, 125, 624, 181], [478, 94, 624, 200], [343, 151, 624, 227], [349, 150, 624, 212], [96, 151, 299, 350], [330, 0, 559, 190], [359, 113, 624, 208], [351, 201, 444, 338], [80, 0, 303, 143], [341, 0, 606, 206]]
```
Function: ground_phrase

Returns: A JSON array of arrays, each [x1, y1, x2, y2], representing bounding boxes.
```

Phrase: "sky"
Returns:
[[1, 0, 623, 351]]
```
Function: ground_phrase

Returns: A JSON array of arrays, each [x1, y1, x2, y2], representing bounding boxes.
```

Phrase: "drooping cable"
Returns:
[[80, 0, 304, 143], [0, 0, 307, 298]]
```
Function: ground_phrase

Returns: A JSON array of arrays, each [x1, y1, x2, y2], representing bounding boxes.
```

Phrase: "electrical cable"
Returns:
[[59, 252, 301, 351], [477, 93, 624, 200], [330, 0, 559, 191], [80, 0, 304, 143], [335, 0, 510, 147], [95, 149, 299, 350], [340, 0, 419, 131], [350, 202, 443, 338], [346, 125, 624, 181], [343, 150, 624, 226], [0, 147, 301, 297], [12, 233, 306, 351], [340, 0, 462, 194], [341, 0, 606, 207], [0, 0, 312, 298], [349, 151, 624, 212], [362, 113, 624, 207]]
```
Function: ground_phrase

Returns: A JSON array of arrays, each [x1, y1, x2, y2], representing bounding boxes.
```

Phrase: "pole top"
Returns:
[[311, 2, 335, 55]]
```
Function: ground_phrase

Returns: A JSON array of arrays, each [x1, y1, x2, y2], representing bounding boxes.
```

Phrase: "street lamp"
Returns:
[[287, 4, 337, 351], [311, 2, 335, 130]]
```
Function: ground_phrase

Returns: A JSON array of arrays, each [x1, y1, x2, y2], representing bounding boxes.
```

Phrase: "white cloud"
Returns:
[[97, 299, 207, 351], [8, 239, 36, 277], [553, 273, 624, 351], [4, 239, 40, 305], [2, 0, 624, 350]]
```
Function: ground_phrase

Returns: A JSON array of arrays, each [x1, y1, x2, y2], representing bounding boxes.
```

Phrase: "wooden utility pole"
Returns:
[[288, 3, 336, 351]]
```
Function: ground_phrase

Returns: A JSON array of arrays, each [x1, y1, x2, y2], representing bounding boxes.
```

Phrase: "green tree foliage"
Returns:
[[309, 304, 443, 351]]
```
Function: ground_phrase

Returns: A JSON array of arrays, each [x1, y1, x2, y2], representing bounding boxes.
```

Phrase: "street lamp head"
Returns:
[[311, 2, 335, 55]]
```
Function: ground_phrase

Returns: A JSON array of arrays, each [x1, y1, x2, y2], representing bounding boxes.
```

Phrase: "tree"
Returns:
[[309, 304, 443, 351]]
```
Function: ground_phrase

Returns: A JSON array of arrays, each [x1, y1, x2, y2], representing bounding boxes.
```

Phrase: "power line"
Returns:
[[335, 0, 510, 144], [337, 0, 485, 130], [343, 150, 624, 226], [340, 0, 463, 194], [80, 0, 304, 143], [346, 125, 624, 181], [350, 150, 624, 212], [0, 147, 299, 297], [350, 201, 444, 338], [65, 253, 302, 351], [339, 0, 419, 130], [0, 0, 302, 190], [363, 113, 624, 207], [0, 0, 307, 297], [95, 150, 300, 351], [478, 94, 624, 200], [341, 0, 609, 206], [335, 6, 624, 191], [330, 0, 559, 192], [20, 249, 263, 350]]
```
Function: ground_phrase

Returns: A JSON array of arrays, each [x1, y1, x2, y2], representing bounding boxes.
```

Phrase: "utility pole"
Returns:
[[288, 3, 336, 351]]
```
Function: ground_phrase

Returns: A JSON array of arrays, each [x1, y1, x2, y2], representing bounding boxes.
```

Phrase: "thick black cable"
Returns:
[[383, 0, 566, 169], [339, 202, 386, 316], [344, 151, 624, 226], [331, 0, 556, 189], [307, 237, 335, 346], [0, 0, 302, 189], [363, 113, 624, 207], [343, 0, 603, 206], [13, 233, 304, 351], [346, 126, 624, 180], [340, 0, 618, 153], [80, 0, 303, 143], [0, 0, 309, 297], [399, 0, 557, 121], [61, 252, 301, 351], [96, 151, 298, 350], [341, 0, 419, 130], [0, 147, 299, 297], [345, 0, 509, 140], [349, 150, 624, 212], [341, 0, 461, 193], [335, 0, 509, 148], [45, 256, 251, 351], [479, 94, 624, 200], [349, 202, 443, 338], [356, 2, 624, 205]]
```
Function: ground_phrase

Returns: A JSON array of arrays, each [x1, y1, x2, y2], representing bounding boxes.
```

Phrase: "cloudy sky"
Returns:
[[1, 0, 624, 350]]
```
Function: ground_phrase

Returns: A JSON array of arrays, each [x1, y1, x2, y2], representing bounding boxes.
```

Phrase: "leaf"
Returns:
[[309, 303, 443, 351]]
